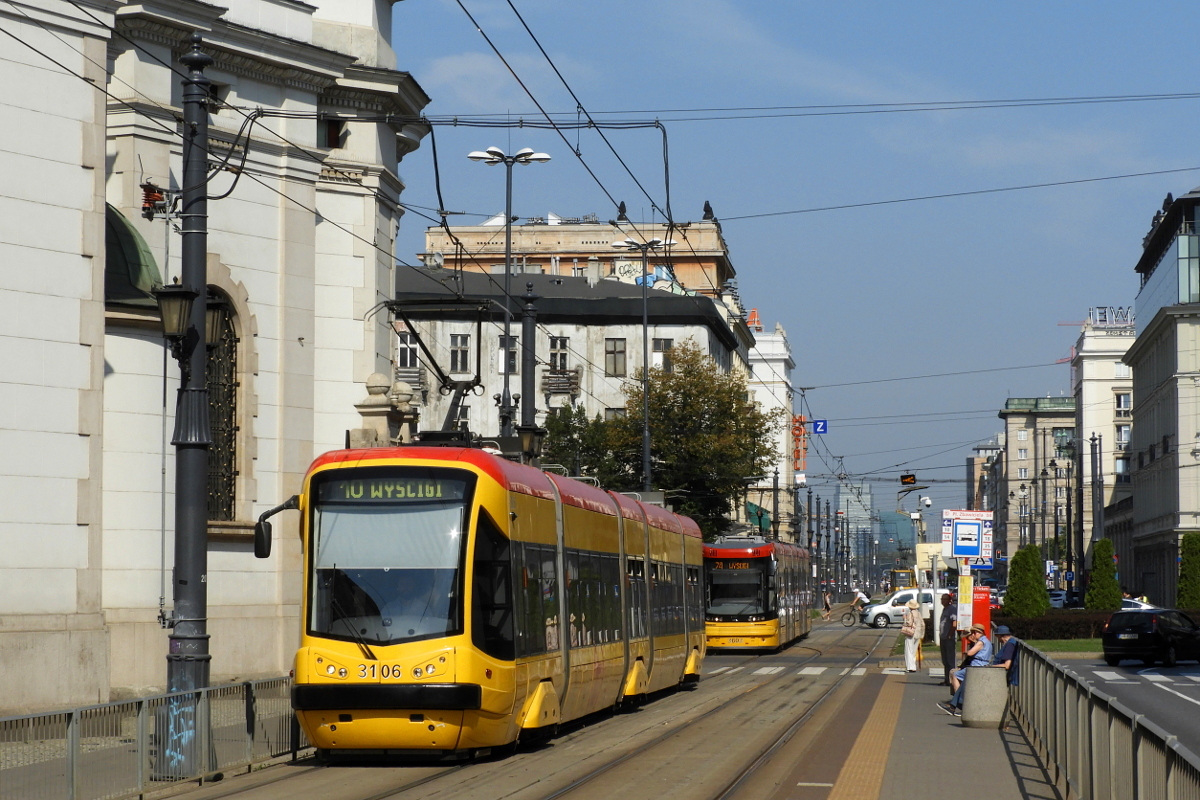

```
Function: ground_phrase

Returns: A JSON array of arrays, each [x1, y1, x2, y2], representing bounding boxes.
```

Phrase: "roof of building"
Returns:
[[393, 267, 743, 352], [1137, 186, 1200, 276]]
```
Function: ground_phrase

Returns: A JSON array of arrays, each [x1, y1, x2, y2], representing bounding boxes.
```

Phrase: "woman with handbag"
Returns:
[[901, 598, 924, 672]]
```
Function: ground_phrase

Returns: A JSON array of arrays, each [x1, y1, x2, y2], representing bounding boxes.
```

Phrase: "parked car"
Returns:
[[1122, 598, 1158, 610], [860, 588, 951, 628], [1102, 609, 1200, 667], [1048, 589, 1067, 608]]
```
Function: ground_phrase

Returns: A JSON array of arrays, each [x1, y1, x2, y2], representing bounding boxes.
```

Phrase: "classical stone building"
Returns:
[[997, 397, 1077, 571], [0, 0, 428, 713], [1124, 188, 1200, 605], [1070, 306, 1136, 576], [391, 268, 746, 440]]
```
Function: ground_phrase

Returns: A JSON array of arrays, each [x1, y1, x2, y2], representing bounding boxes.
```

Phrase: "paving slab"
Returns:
[[879, 673, 1061, 800]]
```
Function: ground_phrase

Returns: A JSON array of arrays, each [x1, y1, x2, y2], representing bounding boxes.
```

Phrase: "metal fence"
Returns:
[[1013, 645, 1200, 800], [0, 678, 309, 800]]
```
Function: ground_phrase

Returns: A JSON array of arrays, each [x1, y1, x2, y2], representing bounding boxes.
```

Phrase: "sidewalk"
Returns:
[[877, 672, 1061, 800]]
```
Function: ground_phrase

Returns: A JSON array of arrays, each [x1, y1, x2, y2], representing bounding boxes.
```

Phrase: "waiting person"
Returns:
[[938, 593, 957, 686], [902, 598, 924, 672], [821, 590, 832, 621], [1122, 586, 1133, 600], [938, 623, 993, 716], [992, 625, 1020, 729]]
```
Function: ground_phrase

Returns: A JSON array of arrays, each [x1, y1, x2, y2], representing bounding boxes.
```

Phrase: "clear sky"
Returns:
[[390, 1, 1198, 514]]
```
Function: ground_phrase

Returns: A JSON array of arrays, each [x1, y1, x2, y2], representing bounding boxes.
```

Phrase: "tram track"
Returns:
[[522, 625, 887, 800], [177, 624, 880, 800]]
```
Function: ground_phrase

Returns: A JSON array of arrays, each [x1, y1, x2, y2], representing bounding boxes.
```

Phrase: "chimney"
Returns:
[[586, 255, 600, 287]]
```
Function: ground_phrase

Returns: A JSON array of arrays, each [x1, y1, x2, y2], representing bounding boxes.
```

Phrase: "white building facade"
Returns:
[[0, 0, 429, 713], [392, 269, 746, 438], [1071, 307, 1135, 572]]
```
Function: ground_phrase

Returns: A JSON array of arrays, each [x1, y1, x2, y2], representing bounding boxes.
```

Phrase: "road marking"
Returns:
[[1153, 682, 1200, 708], [1145, 675, 1173, 682], [707, 667, 729, 676], [852, 667, 866, 676], [799, 666, 826, 675], [928, 668, 943, 677], [881, 668, 908, 675], [1095, 671, 1125, 681], [797, 782, 835, 787], [1187, 676, 1200, 683], [726, 667, 743, 674], [826, 677, 904, 800], [753, 666, 784, 675]]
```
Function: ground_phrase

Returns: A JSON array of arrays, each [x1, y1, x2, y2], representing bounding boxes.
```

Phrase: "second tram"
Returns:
[[703, 536, 812, 650]]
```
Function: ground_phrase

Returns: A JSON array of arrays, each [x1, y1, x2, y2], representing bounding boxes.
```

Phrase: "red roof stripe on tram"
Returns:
[[306, 447, 557, 500], [548, 474, 618, 516], [703, 542, 809, 558]]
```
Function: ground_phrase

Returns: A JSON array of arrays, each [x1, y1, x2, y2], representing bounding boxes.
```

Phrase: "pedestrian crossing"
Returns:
[[706, 664, 868, 677], [1087, 668, 1200, 686]]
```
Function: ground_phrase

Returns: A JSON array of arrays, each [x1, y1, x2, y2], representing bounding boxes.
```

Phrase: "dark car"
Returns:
[[1102, 609, 1200, 667]]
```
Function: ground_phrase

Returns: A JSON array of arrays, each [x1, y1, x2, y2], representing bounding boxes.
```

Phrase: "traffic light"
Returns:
[[900, 473, 916, 486]]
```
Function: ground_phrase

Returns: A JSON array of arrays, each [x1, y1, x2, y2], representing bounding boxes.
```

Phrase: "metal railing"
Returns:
[[1013, 646, 1200, 800], [0, 678, 308, 800]]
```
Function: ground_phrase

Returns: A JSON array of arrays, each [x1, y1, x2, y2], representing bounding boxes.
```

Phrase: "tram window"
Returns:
[[472, 511, 514, 660], [626, 556, 646, 638]]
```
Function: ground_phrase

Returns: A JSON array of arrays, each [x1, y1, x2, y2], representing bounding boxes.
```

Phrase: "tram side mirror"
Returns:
[[254, 494, 299, 559], [254, 520, 272, 558]]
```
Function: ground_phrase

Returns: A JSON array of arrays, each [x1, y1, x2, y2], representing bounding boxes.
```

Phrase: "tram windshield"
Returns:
[[705, 557, 769, 617], [308, 467, 474, 646]]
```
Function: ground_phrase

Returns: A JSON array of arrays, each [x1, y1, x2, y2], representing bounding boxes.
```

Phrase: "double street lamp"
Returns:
[[610, 235, 674, 492], [467, 146, 551, 437]]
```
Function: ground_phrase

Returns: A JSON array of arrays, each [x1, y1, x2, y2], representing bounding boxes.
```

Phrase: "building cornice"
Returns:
[[116, 1, 355, 94], [1124, 303, 1200, 365]]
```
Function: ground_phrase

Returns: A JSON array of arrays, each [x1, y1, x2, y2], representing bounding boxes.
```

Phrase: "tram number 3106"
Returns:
[[358, 664, 404, 679]]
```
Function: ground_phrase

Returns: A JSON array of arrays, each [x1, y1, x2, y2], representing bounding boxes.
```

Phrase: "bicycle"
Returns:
[[841, 609, 861, 627]]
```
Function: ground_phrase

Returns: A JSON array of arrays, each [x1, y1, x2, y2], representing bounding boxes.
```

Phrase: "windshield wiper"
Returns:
[[329, 591, 378, 661]]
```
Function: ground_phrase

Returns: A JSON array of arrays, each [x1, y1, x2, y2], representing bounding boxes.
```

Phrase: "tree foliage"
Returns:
[[541, 339, 783, 539], [1086, 537, 1121, 611], [1177, 533, 1200, 609], [1004, 544, 1050, 618]]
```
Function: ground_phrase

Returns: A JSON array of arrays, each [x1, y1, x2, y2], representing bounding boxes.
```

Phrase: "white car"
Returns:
[[860, 588, 951, 628], [1048, 590, 1067, 609], [1122, 598, 1157, 610]]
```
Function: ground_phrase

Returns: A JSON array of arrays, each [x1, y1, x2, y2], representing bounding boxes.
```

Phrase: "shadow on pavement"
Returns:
[[1000, 724, 1062, 800]]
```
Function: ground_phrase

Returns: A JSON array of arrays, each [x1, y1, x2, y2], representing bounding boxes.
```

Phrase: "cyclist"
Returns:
[[851, 586, 869, 611]]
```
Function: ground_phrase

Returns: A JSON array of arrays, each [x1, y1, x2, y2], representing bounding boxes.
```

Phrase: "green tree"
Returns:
[[542, 340, 783, 539], [542, 404, 625, 487], [1003, 544, 1050, 618], [1086, 537, 1121, 611], [1177, 533, 1200, 609]]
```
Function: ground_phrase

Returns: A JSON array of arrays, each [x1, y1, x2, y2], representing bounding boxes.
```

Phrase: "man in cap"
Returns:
[[991, 625, 1019, 729], [938, 622, 992, 716]]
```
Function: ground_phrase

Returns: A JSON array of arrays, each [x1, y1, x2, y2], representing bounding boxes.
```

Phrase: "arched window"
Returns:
[[206, 291, 238, 521]]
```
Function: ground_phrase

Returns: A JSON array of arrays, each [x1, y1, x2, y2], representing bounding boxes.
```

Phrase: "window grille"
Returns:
[[206, 297, 238, 521]]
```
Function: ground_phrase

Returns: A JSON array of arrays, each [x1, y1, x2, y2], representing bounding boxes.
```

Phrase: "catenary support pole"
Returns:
[[166, 34, 213, 776], [520, 283, 538, 430]]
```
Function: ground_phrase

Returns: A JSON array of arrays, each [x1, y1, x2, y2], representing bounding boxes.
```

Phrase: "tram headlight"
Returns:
[[413, 667, 423, 678], [425, 664, 435, 675], [338, 668, 347, 678], [326, 664, 336, 675]]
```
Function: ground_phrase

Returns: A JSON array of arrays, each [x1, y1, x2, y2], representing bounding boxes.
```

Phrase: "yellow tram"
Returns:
[[703, 536, 812, 650], [254, 446, 705, 758]]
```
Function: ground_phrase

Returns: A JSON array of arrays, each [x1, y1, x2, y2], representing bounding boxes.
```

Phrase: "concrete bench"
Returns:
[[961, 666, 1008, 728]]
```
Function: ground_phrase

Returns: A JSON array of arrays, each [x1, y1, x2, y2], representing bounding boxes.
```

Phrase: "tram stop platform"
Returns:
[[772, 662, 1061, 800]]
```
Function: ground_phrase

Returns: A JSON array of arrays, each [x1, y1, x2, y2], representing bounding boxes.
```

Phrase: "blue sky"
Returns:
[[390, 1, 1198, 512]]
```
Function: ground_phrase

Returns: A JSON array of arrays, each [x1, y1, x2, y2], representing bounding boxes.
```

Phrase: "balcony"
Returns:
[[1116, 408, 1132, 418]]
